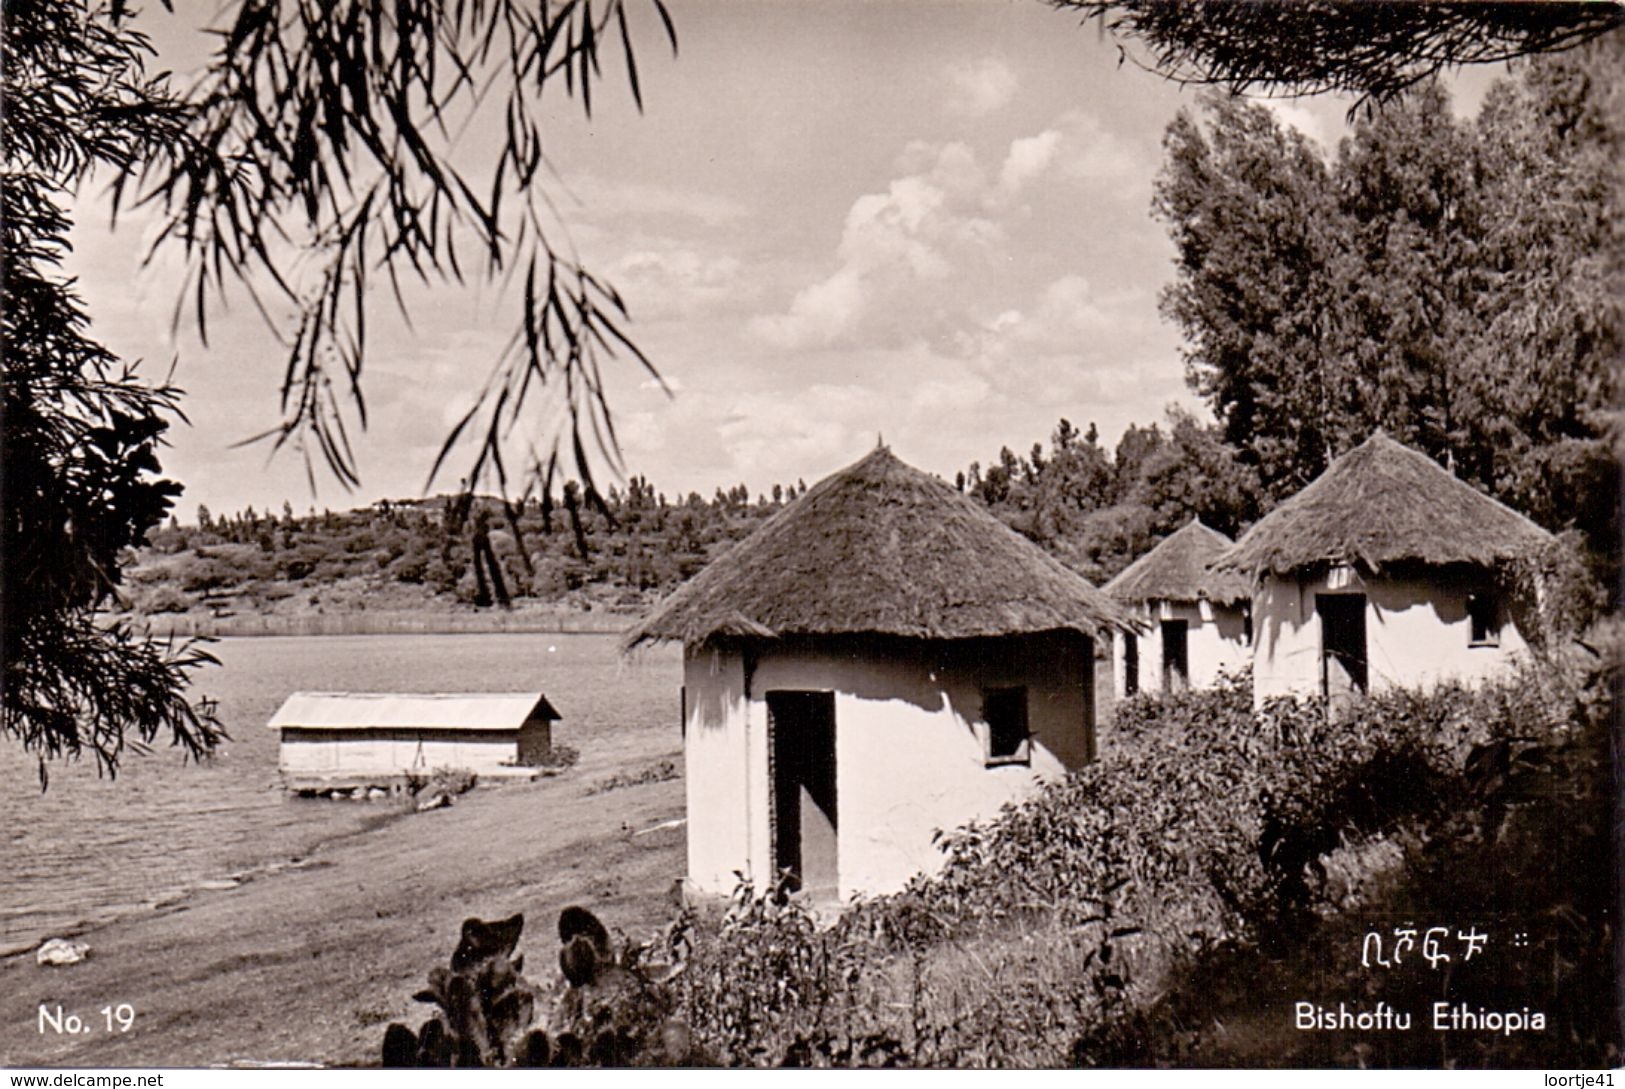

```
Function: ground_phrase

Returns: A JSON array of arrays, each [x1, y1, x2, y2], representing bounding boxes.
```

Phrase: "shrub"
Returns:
[[142, 584, 191, 614], [588, 760, 678, 796]]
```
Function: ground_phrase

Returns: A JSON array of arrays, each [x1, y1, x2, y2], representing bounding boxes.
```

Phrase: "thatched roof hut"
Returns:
[[624, 446, 1131, 648], [1105, 518, 1251, 606], [1215, 432, 1552, 580]]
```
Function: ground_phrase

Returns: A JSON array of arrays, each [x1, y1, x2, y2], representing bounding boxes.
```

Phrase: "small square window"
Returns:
[[984, 687, 1030, 765], [1468, 592, 1500, 647]]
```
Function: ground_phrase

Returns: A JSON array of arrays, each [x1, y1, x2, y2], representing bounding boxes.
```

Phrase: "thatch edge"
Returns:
[[1212, 432, 1554, 582], [621, 447, 1137, 651]]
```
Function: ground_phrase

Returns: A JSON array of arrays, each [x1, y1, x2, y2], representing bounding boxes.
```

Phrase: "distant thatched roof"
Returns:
[[623, 447, 1132, 648], [1215, 432, 1553, 580], [1105, 519, 1251, 606]]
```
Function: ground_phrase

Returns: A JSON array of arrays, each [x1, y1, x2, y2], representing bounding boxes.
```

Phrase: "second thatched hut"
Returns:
[[1212, 432, 1554, 710], [623, 446, 1130, 901], [1104, 518, 1252, 699]]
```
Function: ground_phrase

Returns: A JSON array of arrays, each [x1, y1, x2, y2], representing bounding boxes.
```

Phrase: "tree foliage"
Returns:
[[2, 0, 674, 781], [959, 410, 1260, 584], [1152, 44, 1621, 574], [2, 0, 223, 783], [1051, 0, 1622, 107]]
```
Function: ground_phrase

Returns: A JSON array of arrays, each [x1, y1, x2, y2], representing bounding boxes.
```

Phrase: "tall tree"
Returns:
[[1153, 92, 1350, 497], [3, 0, 223, 783], [1459, 41, 1622, 563], [1332, 81, 1481, 462], [1153, 45, 1619, 568]]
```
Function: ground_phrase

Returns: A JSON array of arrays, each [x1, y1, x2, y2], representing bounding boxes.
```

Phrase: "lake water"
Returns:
[[0, 632, 681, 952]]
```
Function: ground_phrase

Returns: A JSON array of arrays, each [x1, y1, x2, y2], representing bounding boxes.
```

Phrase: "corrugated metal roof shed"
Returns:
[[267, 692, 560, 732]]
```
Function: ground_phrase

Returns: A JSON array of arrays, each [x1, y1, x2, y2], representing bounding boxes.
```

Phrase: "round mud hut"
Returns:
[[1104, 518, 1252, 700], [623, 446, 1131, 901], [1211, 432, 1554, 710]]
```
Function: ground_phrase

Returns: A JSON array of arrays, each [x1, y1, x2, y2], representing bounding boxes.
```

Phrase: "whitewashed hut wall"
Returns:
[[681, 647, 756, 897], [1252, 566, 1531, 708], [1113, 600, 1249, 700], [682, 634, 1094, 901]]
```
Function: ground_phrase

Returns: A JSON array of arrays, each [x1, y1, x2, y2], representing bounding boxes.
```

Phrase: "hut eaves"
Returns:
[[1214, 432, 1553, 581], [1104, 518, 1251, 606], [623, 446, 1133, 648]]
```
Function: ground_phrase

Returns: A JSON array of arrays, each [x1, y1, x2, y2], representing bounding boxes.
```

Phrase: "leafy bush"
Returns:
[[588, 759, 678, 795], [1086, 631, 1620, 1068], [142, 584, 191, 614], [537, 744, 580, 772]]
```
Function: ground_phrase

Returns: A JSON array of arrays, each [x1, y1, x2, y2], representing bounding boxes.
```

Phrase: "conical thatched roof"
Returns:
[[1214, 432, 1553, 580], [623, 447, 1132, 648], [1105, 518, 1251, 606]]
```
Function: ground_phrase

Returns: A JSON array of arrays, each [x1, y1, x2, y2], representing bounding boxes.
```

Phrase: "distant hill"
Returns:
[[114, 417, 1270, 630], [119, 477, 805, 627]]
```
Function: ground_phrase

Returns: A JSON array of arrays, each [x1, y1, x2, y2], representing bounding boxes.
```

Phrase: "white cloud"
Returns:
[[946, 57, 1018, 117], [997, 130, 1062, 197], [750, 266, 868, 348], [752, 138, 1014, 348], [749, 129, 1077, 351], [746, 101, 1159, 353], [1049, 110, 1145, 181], [1016, 274, 1120, 348], [1261, 98, 1333, 150], [609, 247, 749, 320]]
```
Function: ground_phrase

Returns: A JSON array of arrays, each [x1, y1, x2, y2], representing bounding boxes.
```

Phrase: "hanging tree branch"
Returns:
[[135, 0, 678, 503], [1049, 0, 1623, 109]]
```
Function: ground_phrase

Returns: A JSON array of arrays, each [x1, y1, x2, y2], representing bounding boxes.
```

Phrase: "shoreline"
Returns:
[[0, 803, 406, 963], [131, 607, 642, 639], [1, 743, 686, 1067]]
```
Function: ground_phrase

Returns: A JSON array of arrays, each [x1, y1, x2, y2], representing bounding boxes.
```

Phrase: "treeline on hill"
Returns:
[[125, 408, 1248, 617], [956, 410, 1259, 586], [124, 391, 1608, 618], [127, 477, 812, 616]]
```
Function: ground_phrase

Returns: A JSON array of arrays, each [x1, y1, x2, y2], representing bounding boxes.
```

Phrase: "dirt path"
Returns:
[[2, 742, 685, 1068]]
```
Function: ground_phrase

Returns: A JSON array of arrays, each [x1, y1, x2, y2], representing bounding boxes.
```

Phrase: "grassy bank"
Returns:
[[1, 724, 686, 1067]]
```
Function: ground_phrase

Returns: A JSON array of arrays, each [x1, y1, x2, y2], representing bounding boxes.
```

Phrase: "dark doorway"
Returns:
[[767, 691, 837, 895], [1318, 593, 1368, 702], [1123, 633, 1140, 696], [1161, 619, 1189, 692]]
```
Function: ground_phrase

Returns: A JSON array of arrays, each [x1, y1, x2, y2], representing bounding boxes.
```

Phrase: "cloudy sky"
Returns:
[[66, 0, 1495, 517]]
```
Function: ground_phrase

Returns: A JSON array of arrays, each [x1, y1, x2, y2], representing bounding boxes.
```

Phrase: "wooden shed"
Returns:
[[623, 445, 1132, 901], [268, 692, 560, 785]]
